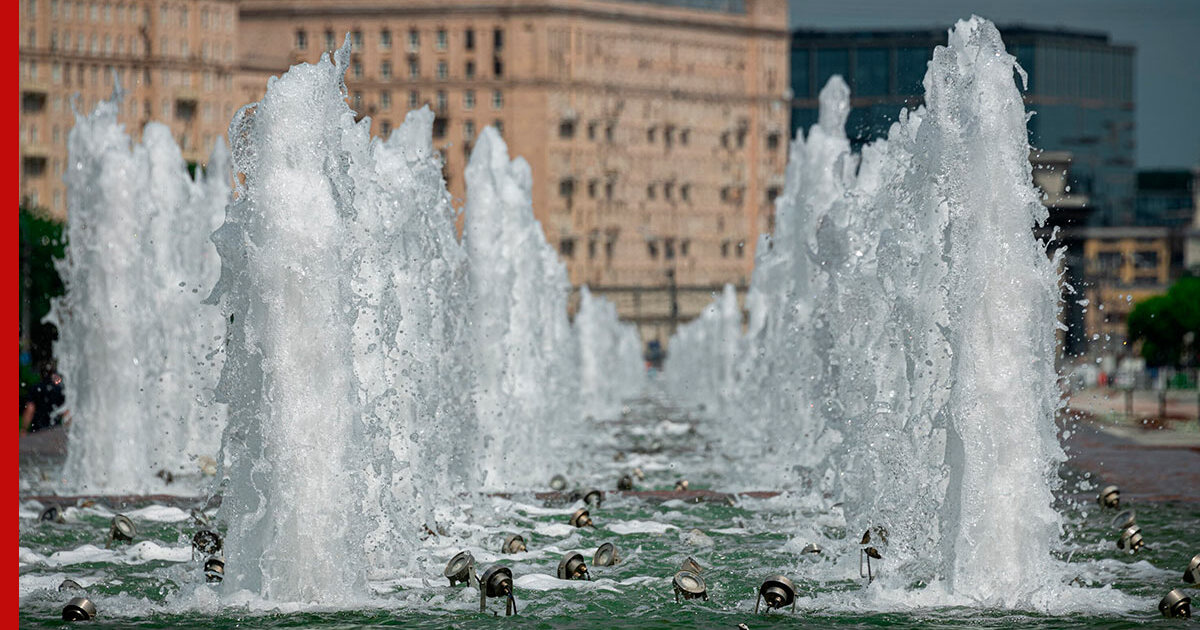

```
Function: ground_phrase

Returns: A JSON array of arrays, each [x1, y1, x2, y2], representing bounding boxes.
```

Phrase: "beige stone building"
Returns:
[[18, 0, 243, 220], [1081, 226, 1180, 350], [238, 0, 790, 341]]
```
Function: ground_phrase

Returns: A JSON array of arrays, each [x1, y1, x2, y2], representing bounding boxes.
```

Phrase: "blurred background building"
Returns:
[[238, 0, 790, 342], [18, 0, 242, 220]]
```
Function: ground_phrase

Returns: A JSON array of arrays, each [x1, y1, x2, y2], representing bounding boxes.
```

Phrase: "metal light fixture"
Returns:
[[801, 543, 822, 555], [108, 515, 136, 546], [550, 474, 568, 492], [593, 542, 619, 567], [673, 570, 708, 602], [1159, 589, 1191, 618], [1110, 510, 1136, 531], [755, 575, 797, 613], [1117, 524, 1144, 552], [1183, 553, 1199, 584], [444, 550, 478, 587], [58, 579, 84, 593], [632, 468, 645, 481], [674, 479, 689, 491], [192, 530, 223, 557], [583, 488, 604, 507], [681, 556, 703, 574], [40, 505, 65, 523], [62, 597, 96, 621], [502, 534, 527, 554], [204, 557, 225, 583], [570, 508, 593, 528], [860, 547, 882, 583], [1098, 485, 1120, 509], [557, 551, 591, 580], [157, 469, 175, 484], [479, 565, 517, 616], [617, 475, 634, 491]]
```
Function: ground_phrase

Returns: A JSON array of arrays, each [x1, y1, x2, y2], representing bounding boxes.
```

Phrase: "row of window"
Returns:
[[23, 58, 233, 96], [27, 0, 234, 31], [349, 57, 503, 81], [298, 27, 503, 54], [349, 89, 504, 115], [557, 236, 747, 261], [557, 177, 777, 205], [31, 28, 233, 63]]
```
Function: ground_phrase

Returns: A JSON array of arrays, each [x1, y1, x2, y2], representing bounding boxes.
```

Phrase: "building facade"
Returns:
[[238, 0, 790, 341], [18, 0, 243, 220], [1080, 226, 1182, 350], [789, 26, 1136, 225]]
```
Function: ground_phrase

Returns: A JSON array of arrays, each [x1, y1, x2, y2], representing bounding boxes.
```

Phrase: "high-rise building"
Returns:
[[238, 0, 790, 341], [789, 26, 1135, 225], [18, 0, 243, 220]]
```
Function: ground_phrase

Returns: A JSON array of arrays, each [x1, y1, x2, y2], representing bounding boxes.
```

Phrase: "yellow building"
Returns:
[[18, 0, 243, 220], [238, 0, 790, 340], [1081, 227, 1178, 350]]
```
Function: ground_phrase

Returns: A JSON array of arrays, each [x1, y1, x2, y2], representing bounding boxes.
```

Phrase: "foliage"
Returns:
[[19, 201, 67, 392], [1127, 275, 1200, 368]]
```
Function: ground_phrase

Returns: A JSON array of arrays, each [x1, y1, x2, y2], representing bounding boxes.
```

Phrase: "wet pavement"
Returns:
[[1064, 414, 1200, 503]]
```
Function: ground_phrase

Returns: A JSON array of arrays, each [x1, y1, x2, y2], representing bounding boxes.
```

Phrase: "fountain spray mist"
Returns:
[[51, 92, 227, 494]]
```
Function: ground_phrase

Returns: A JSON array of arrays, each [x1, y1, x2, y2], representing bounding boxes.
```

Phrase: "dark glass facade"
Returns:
[[789, 27, 1136, 225]]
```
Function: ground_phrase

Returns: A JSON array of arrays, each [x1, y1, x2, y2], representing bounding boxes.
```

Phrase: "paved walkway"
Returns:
[[1064, 414, 1200, 503]]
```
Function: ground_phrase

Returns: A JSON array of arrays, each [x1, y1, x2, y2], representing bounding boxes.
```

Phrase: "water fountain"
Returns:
[[575, 286, 645, 419], [49, 91, 228, 494]]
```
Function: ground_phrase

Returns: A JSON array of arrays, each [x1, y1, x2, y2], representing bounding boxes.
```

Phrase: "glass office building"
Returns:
[[789, 27, 1136, 225]]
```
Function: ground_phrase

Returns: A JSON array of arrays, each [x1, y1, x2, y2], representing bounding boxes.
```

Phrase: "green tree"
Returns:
[[1127, 275, 1200, 368], [19, 201, 67, 394]]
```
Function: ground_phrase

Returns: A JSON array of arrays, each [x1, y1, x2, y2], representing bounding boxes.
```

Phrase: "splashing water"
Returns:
[[666, 17, 1076, 608], [575, 286, 645, 420], [50, 92, 228, 494]]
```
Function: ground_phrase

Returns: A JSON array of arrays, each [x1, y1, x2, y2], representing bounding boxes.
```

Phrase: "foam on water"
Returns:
[[663, 17, 1096, 610], [50, 91, 228, 493]]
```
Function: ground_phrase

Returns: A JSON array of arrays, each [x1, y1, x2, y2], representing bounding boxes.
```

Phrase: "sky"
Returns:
[[789, 0, 1200, 170]]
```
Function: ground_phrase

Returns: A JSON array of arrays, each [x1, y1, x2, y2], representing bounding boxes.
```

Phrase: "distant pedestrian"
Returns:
[[21, 366, 68, 433]]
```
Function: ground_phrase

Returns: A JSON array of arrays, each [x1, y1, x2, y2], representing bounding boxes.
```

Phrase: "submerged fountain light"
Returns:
[[550, 474, 568, 491], [192, 530, 223, 557], [58, 579, 84, 593], [755, 575, 797, 613], [40, 506, 65, 523], [673, 570, 708, 602], [1159, 589, 1192, 618], [502, 534, 527, 554], [1184, 553, 1199, 584], [557, 551, 592, 580], [675, 479, 689, 491], [445, 551, 479, 587], [860, 547, 882, 583], [570, 508, 594, 528], [204, 557, 225, 583], [681, 556, 704, 574], [1098, 485, 1120, 509], [1117, 524, 1144, 552], [107, 515, 136, 546], [594, 542, 619, 567], [479, 565, 518, 616], [632, 468, 645, 481], [801, 543, 822, 555], [618, 475, 634, 490], [1110, 510, 1136, 531], [62, 597, 96, 621], [156, 469, 174, 484], [583, 488, 605, 506]]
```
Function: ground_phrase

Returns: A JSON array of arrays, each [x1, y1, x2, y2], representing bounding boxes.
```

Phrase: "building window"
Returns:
[[436, 61, 448, 79], [380, 90, 391, 110], [380, 29, 391, 50], [721, 240, 730, 257], [436, 90, 447, 111], [681, 184, 691, 202], [436, 28, 447, 50], [409, 90, 420, 109], [647, 126, 656, 143], [464, 89, 475, 109], [295, 30, 307, 50], [647, 239, 659, 259], [381, 120, 392, 136], [766, 186, 780, 203], [352, 30, 363, 51], [559, 177, 575, 198], [559, 119, 575, 138], [664, 181, 674, 200], [647, 183, 656, 200], [465, 28, 475, 50], [766, 132, 780, 151], [465, 60, 475, 79], [494, 120, 503, 136], [325, 30, 336, 51], [464, 119, 475, 141], [493, 28, 504, 51], [409, 59, 420, 78], [605, 123, 615, 142], [560, 237, 576, 258], [492, 89, 503, 109], [408, 29, 419, 52], [433, 118, 447, 138], [493, 57, 504, 77], [587, 179, 598, 199], [381, 61, 392, 80], [352, 91, 363, 109], [352, 62, 363, 79]]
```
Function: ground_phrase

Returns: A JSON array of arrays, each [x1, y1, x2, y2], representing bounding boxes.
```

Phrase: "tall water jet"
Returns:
[[574, 286, 645, 418], [464, 128, 581, 489], [51, 92, 228, 493], [664, 284, 743, 415], [666, 17, 1069, 606], [209, 45, 367, 602]]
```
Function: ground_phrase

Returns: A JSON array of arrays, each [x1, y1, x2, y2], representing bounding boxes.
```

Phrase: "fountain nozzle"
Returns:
[[1098, 485, 1120, 509], [550, 474, 568, 492], [593, 542, 619, 567], [557, 551, 591, 580], [62, 597, 96, 621], [444, 550, 478, 587], [1159, 589, 1191, 618], [40, 505, 65, 523], [204, 556, 225, 583], [502, 534, 527, 554], [570, 508, 593, 528], [479, 565, 517, 616], [1184, 553, 1199, 584], [192, 529, 223, 557], [618, 475, 634, 491], [1117, 524, 1144, 552], [107, 515, 136, 546], [673, 570, 708, 603]]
